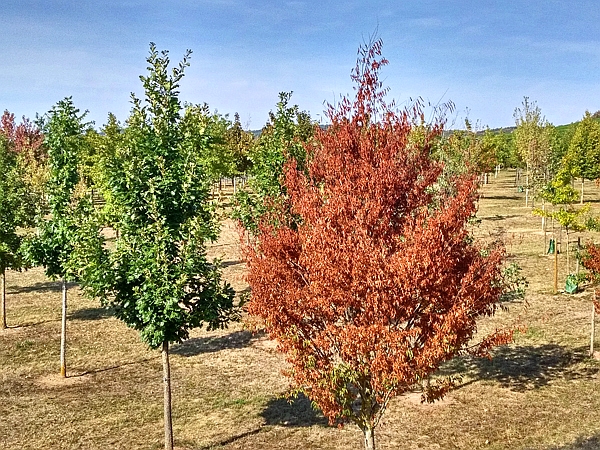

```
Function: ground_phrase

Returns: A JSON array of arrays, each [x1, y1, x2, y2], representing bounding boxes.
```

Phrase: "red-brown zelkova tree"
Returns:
[[245, 39, 514, 450], [581, 244, 600, 355]]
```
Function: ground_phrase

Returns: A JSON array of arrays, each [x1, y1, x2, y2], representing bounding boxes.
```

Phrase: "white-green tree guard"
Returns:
[[85, 44, 236, 450]]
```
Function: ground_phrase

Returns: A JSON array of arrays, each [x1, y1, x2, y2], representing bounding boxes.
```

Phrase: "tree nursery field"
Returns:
[[2, 170, 600, 450]]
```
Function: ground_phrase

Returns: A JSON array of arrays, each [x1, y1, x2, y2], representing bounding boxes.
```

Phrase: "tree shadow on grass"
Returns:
[[448, 344, 598, 392], [8, 281, 77, 294], [480, 214, 521, 221], [171, 330, 263, 356], [222, 259, 244, 268], [482, 194, 521, 201], [262, 392, 328, 427], [69, 307, 114, 321], [2, 318, 60, 329], [71, 356, 159, 377], [533, 434, 600, 450]]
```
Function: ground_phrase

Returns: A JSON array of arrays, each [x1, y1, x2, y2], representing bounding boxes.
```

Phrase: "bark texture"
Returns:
[[162, 341, 174, 450], [363, 427, 375, 450], [1, 269, 6, 329], [60, 278, 67, 377]]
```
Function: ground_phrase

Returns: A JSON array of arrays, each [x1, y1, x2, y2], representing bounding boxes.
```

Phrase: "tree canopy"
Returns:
[[80, 44, 238, 450], [233, 91, 316, 232], [244, 39, 515, 450]]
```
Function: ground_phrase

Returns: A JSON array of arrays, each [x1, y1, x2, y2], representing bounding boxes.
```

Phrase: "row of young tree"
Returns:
[[432, 96, 600, 291], [5, 38, 597, 450]]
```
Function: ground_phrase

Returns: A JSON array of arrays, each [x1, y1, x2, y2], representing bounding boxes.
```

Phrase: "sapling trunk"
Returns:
[[542, 200, 546, 253], [576, 237, 581, 275], [363, 427, 375, 450], [554, 240, 558, 294], [581, 178, 584, 205], [566, 230, 570, 275], [525, 168, 529, 207], [60, 278, 67, 377], [1, 268, 6, 329], [541, 200, 546, 231], [591, 295, 596, 356], [162, 341, 174, 450]]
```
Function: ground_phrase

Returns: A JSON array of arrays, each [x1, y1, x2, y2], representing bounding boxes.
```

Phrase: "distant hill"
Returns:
[[249, 113, 600, 138]]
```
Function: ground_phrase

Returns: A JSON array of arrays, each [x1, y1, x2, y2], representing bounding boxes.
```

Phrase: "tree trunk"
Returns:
[[591, 295, 596, 356], [566, 230, 570, 275], [60, 278, 67, 377], [362, 427, 375, 450], [525, 167, 529, 207], [1, 268, 6, 329], [542, 200, 546, 254], [162, 341, 174, 450], [541, 200, 546, 232], [554, 239, 558, 294], [581, 178, 585, 205], [576, 237, 581, 275]]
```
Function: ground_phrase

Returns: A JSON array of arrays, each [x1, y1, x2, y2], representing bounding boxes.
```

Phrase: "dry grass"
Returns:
[[3, 171, 600, 449]]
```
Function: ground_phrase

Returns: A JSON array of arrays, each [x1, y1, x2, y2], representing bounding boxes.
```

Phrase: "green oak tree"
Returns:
[[562, 111, 600, 203], [0, 135, 37, 328], [233, 91, 315, 232], [82, 44, 237, 450], [0, 111, 48, 207], [513, 97, 555, 207], [181, 103, 234, 187], [225, 112, 254, 185], [21, 97, 93, 377], [435, 119, 497, 182]]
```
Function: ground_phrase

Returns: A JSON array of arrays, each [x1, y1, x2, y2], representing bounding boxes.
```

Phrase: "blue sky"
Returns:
[[1, 0, 599, 130]]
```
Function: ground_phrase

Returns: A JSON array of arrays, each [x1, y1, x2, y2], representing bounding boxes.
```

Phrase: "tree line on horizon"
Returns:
[[2, 38, 600, 450]]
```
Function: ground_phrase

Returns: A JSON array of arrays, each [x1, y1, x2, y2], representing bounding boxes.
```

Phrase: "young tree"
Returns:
[[245, 39, 514, 450], [484, 129, 519, 169], [0, 112, 45, 329], [181, 103, 235, 188], [537, 162, 592, 285], [0, 111, 48, 209], [225, 112, 254, 183], [21, 97, 92, 377], [83, 44, 237, 450], [580, 243, 600, 353], [233, 92, 315, 232], [0, 135, 37, 328], [435, 119, 497, 182], [562, 111, 600, 204], [513, 97, 554, 206], [82, 113, 125, 228]]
